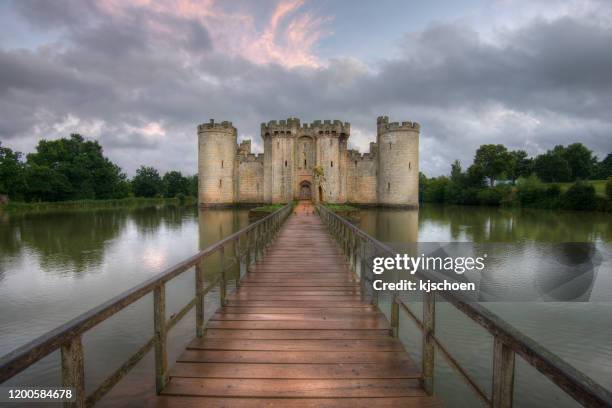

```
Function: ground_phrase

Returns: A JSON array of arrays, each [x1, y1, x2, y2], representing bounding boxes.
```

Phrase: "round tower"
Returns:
[[376, 116, 420, 207], [198, 119, 237, 207]]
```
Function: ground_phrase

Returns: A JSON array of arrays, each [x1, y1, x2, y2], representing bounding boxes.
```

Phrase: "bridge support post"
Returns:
[[422, 292, 435, 395], [153, 284, 168, 394], [391, 294, 399, 338], [235, 237, 241, 288], [61, 335, 85, 408], [492, 339, 515, 408], [355, 238, 361, 278], [219, 246, 226, 306], [239, 235, 247, 283], [195, 263, 205, 337], [246, 230, 252, 269], [360, 241, 367, 302]]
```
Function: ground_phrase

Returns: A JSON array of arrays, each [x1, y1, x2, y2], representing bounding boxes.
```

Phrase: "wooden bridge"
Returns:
[[153, 201, 437, 407], [1, 201, 611, 408]]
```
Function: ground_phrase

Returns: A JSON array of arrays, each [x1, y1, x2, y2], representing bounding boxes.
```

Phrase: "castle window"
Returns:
[[331, 161, 333, 167], [409, 162, 411, 169], [277, 141, 279, 148], [355, 161, 357, 166], [219, 179, 222, 187], [304, 159, 307, 167], [285, 160, 287, 167], [388, 182, 391, 190], [221, 160, 223, 168], [389, 142, 392, 149]]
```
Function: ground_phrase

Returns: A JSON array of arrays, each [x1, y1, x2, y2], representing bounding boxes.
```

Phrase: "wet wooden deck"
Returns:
[[150, 202, 439, 408]]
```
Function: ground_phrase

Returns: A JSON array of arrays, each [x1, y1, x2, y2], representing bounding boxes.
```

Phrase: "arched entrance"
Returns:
[[299, 181, 312, 200]]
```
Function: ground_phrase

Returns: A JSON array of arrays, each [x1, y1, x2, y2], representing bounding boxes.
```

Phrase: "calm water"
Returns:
[[0, 204, 610, 407], [358, 204, 611, 407]]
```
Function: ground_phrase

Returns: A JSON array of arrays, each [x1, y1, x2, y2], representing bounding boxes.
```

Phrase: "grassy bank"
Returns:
[[0, 196, 197, 213], [249, 203, 286, 214], [324, 203, 359, 212], [553, 179, 607, 196]]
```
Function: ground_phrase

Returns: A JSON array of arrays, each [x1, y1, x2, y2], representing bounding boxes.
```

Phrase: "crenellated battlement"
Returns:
[[261, 118, 301, 136], [308, 119, 350, 136], [377, 116, 420, 133], [261, 118, 350, 137], [198, 119, 236, 133]]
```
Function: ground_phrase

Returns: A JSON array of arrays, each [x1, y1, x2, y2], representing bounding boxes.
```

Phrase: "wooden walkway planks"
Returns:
[[150, 201, 440, 408]]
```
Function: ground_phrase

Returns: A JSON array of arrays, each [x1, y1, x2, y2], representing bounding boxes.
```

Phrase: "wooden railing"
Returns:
[[317, 204, 612, 408], [0, 203, 293, 407]]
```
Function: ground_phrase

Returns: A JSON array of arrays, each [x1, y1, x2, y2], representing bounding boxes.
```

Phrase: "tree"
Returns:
[[132, 166, 162, 197], [534, 149, 571, 182], [507, 150, 533, 183], [162, 171, 189, 198], [472, 144, 511, 186], [0, 142, 26, 199], [25, 134, 129, 201], [24, 163, 73, 202], [562, 143, 596, 180], [594, 154, 612, 179], [187, 175, 198, 197]]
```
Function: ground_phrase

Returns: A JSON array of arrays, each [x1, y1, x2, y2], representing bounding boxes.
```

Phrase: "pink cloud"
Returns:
[[95, 0, 330, 68]]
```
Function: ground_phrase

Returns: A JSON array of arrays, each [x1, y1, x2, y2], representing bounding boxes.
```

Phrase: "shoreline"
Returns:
[[0, 196, 197, 214]]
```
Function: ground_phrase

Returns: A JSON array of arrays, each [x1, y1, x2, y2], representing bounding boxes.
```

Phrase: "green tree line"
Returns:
[[0, 134, 198, 203], [420, 143, 612, 211]]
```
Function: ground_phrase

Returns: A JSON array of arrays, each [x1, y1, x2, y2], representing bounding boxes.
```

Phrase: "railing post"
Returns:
[[153, 283, 168, 394], [246, 230, 252, 268], [492, 338, 515, 408], [255, 224, 261, 261], [195, 262, 205, 337], [61, 335, 85, 408], [239, 235, 247, 281], [360, 241, 366, 301], [219, 246, 226, 306], [422, 292, 435, 395], [391, 294, 400, 338], [355, 236, 361, 277], [351, 233, 357, 271], [235, 236, 241, 288]]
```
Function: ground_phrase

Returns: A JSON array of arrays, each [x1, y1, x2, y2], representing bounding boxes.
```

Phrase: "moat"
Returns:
[[0, 204, 610, 407]]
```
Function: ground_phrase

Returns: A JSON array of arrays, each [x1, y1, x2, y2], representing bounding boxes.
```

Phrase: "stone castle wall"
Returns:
[[198, 117, 419, 207], [376, 116, 420, 207], [197, 120, 236, 206]]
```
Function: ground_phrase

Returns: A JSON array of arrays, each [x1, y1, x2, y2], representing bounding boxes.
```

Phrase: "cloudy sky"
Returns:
[[1, 0, 611, 176]]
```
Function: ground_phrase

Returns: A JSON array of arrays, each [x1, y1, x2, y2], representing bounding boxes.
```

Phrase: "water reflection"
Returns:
[[198, 209, 249, 282], [358, 204, 611, 407], [0, 206, 249, 407], [417, 204, 611, 243]]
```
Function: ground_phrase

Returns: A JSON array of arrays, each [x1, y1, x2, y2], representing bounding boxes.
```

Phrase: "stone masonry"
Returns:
[[197, 116, 419, 207]]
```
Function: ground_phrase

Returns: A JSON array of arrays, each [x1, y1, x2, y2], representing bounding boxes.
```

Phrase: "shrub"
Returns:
[[423, 177, 449, 203], [561, 181, 597, 211], [606, 176, 612, 200], [477, 185, 511, 206]]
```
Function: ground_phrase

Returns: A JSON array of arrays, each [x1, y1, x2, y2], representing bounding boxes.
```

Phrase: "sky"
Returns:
[[1, 0, 611, 176]]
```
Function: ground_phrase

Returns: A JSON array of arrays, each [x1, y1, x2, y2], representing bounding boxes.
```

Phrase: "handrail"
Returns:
[[316, 203, 612, 408], [0, 203, 292, 407]]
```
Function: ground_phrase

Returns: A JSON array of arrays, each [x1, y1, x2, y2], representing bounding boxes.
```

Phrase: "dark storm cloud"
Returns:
[[0, 0, 611, 176]]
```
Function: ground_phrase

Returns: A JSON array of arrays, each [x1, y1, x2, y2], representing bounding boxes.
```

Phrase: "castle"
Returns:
[[197, 116, 420, 207]]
